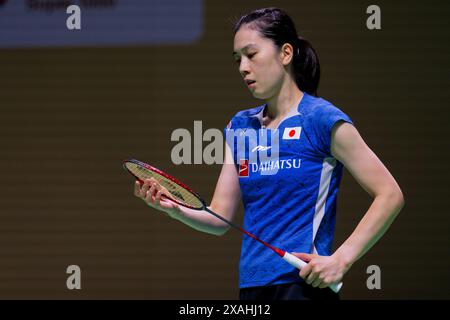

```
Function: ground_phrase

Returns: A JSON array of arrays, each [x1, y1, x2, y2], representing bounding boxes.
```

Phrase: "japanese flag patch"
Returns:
[[282, 127, 302, 139]]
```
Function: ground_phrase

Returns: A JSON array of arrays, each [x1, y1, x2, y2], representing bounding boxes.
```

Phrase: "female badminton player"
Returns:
[[133, 7, 404, 300]]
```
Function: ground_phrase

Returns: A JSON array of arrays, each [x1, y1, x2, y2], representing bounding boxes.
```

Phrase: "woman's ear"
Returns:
[[280, 43, 295, 66]]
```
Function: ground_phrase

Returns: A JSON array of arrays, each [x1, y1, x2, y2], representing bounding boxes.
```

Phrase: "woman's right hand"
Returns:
[[134, 178, 181, 218]]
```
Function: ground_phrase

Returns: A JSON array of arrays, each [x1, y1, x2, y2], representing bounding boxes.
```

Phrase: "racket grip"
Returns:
[[282, 252, 343, 293]]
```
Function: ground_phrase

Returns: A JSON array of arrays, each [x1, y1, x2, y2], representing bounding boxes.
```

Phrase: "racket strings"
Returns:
[[126, 162, 204, 209]]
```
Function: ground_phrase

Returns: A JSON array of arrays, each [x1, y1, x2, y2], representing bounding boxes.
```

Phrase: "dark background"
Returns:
[[0, 0, 449, 299]]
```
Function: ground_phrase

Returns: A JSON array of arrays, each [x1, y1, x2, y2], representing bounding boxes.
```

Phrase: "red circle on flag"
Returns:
[[289, 129, 296, 137]]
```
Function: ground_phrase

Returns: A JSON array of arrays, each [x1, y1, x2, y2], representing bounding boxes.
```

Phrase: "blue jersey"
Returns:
[[225, 92, 354, 288]]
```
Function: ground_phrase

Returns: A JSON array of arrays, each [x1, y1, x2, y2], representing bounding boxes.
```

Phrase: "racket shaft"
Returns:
[[282, 252, 343, 293], [204, 208, 283, 254]]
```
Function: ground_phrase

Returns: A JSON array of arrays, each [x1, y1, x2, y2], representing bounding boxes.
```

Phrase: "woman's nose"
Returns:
[[239, 58, 251, 75]]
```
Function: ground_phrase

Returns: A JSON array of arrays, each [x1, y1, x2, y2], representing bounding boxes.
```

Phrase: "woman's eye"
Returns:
[[234, 53, 255, 64]]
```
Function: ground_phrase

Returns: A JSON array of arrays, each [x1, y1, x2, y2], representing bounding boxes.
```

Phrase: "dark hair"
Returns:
[[233, 7, 320, 97]]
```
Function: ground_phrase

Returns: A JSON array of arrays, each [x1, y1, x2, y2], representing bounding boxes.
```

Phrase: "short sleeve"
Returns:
[[309, 104, 354, 157], [223, 118, 234, 147]]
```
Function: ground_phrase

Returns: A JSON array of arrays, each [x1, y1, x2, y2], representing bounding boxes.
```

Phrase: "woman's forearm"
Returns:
[[170, 205, 230, 236], [334, 191, 405, 268]]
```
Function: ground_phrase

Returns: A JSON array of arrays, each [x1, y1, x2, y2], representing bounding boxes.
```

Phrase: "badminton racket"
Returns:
[[123, 158, 343, 293]]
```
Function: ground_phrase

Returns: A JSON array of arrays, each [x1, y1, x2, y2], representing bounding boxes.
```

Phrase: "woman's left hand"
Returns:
[[291, 252, 351, 289]]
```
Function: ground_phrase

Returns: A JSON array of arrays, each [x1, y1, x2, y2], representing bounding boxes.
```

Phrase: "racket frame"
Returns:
[[124, 158, 206, 209]]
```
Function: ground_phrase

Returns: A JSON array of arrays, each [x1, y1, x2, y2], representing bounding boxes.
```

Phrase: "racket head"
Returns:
[[123, 159, 206, 210]]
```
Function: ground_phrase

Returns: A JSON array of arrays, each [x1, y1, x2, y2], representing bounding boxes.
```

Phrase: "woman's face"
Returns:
[[233, 25, 287, 99]]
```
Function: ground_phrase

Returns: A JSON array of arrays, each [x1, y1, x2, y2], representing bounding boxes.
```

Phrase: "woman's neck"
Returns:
[[264, 80, 304, 120]]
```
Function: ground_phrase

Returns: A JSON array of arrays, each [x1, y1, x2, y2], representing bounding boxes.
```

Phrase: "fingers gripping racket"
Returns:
[[123, 158, 343, 293]]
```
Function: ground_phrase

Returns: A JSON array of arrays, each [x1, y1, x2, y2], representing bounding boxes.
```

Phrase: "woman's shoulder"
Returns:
[[301, 94, 354, 136], [301, 94, 344, 117], [300, 94, 353, 129]]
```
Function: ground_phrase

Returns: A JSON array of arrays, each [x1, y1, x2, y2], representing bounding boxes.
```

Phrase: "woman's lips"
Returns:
[[247, 81, 256, 88]]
